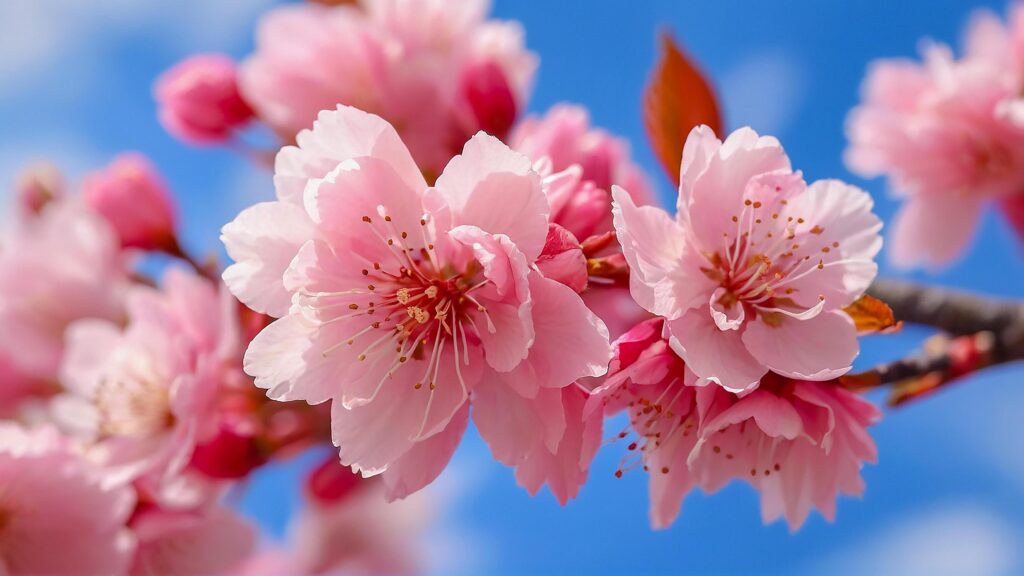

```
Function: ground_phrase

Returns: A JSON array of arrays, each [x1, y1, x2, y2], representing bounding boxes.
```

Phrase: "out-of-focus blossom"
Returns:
[[846, 5, 1024, 267], [239, 0, 537, 176], [612, 126, 881, 393], [0, 199, 128, 391], [512, 104, 655, 238], [82, 153, 178, 251], [155, 54, 255, 145], [13, 161, 64, 220], [0, 424, 136, 575], [512, 104, 657, 337], [589, 318, 880, 530], [242, 460, 429, 576], [130, 503, 256, 576], [222, 105, 610, 501], [54, 268, 237, 488]]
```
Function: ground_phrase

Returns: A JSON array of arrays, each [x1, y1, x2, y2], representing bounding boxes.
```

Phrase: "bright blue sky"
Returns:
[[3, 1, 1024, 574]]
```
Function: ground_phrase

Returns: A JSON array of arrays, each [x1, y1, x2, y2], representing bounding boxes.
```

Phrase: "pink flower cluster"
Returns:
[[847, 4, 1024, 267], [0, 157, 431, 574], [221, 98, 884, 529], [236, 0, 536, 176]]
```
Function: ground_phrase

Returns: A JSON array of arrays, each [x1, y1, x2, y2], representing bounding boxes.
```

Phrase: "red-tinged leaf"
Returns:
[[843, 294, 901, 335], [643, 32, 723, 186]]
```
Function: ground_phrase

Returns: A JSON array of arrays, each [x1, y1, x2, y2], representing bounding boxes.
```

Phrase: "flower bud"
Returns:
[[460, 60, 518, 140], [190, 419, 267, 479], [306, 455, 364, 505], [155, 54, 254, 145], [536, 223, 587, 293], [82, 153, 177, 250]]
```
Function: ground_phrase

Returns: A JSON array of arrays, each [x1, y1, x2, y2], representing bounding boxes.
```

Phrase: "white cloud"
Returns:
[[816, 503, 1020, 576], [0, 0, 274, 98], [720, 48, 807, 137]]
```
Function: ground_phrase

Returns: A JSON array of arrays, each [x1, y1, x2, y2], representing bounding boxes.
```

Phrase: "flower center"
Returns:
[[93, 355, 173, 438], [702, 196, 845, 324], [301, 206, 492, 437], [608, 375, 696, 479]]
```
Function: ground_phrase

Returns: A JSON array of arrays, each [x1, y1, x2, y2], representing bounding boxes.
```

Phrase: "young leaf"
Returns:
[[843, 294, 901, 335], [643, 32, 722, 185]]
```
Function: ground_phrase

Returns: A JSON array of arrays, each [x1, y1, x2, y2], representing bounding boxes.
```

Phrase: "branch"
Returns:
[[847, 279, 1024, 405]]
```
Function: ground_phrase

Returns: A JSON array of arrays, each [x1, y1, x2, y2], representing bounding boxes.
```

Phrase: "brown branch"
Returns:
[[847, 279, 1024, 405]]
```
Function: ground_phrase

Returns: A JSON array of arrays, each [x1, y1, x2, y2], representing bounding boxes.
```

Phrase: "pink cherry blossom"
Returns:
[[129, 503, 256, 576], [82, 153, 178, 251], [54, 268, 237, 488], [846, 5, 1024, 268], [239, 0, 536, 176], [511, 104, 657, 338], [590, 319, 880, 530], [155, 54, 254, 145], [0, 424, 136, 575], [222, 105, 610, 500], [612, 126, 882, 393], [0, 199, 128, 389]]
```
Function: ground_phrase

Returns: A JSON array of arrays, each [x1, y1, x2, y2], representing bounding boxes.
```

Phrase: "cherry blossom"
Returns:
[[846, 4, 1024, 267], [222, 105, 610, 500], [590, 319, 880, 529], [613, 126, 882, 393]]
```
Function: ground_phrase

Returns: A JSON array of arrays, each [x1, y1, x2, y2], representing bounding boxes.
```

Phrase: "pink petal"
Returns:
[[514, 272, 611, 388], [473, 377, 566, 464], [778, 179, 882, 310], [666, 310, 767, 393], [305, 156, 426, 263], [742, 310, 858, 381], [435, 133, 549, 262], [889, 195, 984, 269], [381, 403, 470, 501], [686, 127, 791, 249], [274, 105, 426, 204], [535, 223, 587, 293], [513, 387, 602, 505], [221, 200, 312, 317], [611, 186, 707, 318], [244, 313, 362, 404]]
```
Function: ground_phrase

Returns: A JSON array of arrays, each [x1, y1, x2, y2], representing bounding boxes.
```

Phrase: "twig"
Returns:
[[847, 279, 1024, 405]]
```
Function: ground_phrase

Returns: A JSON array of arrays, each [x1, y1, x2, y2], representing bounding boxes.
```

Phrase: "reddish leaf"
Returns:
[[843, 294, 901, 335], [643, 32, 723, 185]]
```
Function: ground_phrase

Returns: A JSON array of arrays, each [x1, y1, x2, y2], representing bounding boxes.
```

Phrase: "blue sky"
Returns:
[[2, 1, 1023, 574]]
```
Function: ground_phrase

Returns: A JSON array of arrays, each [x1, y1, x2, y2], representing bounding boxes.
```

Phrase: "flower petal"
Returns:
[[221, 201, 313, 317], [435, 133, 549, 261], [743, 310, 858, 381], [665, 310, 766, 393]]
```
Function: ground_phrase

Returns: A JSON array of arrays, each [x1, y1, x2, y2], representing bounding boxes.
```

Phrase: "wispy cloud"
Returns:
[[815, 503, 1020, 576], [720, 48, 807, 138]]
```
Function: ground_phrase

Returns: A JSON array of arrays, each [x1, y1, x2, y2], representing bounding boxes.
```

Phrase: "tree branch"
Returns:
[[847, 279, 1024, 405]]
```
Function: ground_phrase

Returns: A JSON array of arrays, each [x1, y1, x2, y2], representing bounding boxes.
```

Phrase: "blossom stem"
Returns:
[[844, 279, 1024, 405]]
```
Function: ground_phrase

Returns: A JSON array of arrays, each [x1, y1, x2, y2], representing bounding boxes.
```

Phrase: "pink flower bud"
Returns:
[[460, 59, 518, 140], [82, 153, 177, 250], [155, 54, 254, 145], [190, 419, 267, 480], [14, 162, 64, 218], [536, 223, 587, 293], [305, 455, 364, 505]]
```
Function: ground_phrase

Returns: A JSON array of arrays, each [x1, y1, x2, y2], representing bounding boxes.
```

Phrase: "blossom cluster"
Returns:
[[2, 0, 968, 573], [847, 4, 1024, 267]]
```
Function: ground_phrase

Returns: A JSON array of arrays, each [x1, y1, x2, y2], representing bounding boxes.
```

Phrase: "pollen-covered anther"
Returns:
[[406, 306, 429, 324], [396, 288, 411, 304], [424, 286, 438, 299]]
